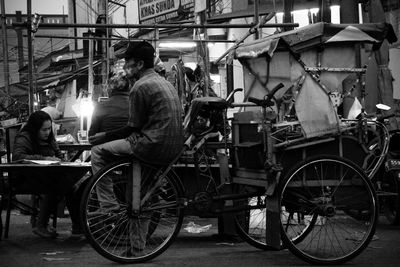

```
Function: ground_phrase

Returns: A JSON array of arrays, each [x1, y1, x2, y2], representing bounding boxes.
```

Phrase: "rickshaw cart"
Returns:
[[231, 22, 397, 264], [78, 22, 397, 266]]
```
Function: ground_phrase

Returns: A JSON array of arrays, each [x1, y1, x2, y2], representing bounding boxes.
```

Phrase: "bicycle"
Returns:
[[80, 84, 379, 265]]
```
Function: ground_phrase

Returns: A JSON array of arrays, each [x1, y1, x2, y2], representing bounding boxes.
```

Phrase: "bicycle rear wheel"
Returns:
[[80, 159, 184, 264], [280, 155, 378, 265]]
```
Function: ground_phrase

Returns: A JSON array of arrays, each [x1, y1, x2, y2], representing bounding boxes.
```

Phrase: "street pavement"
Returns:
[[1, 210, 400, 267]]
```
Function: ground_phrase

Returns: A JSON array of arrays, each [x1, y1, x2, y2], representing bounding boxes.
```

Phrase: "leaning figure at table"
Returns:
[[89, 41, 183, 253], [12, 110, 84, 238], [88, 72, 130, 219], [89, 72, 130, 137]]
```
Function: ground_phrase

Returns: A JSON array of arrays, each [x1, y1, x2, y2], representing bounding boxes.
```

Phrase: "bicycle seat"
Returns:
[[191, 97, 228, 109]]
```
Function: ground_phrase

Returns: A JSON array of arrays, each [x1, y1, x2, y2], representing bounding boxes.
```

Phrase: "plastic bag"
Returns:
[[183, 221, 212, 234], [56, 134, 77, 144]]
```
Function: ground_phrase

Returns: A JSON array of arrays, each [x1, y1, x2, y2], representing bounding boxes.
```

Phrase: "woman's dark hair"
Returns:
[[21, 110, 54, 151]]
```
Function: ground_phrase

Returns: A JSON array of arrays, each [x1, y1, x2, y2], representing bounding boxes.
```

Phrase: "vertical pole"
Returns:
[[319, 0, 331, 23], [226, 62, 233, 96], [131, 162, 141, 213], [254, 0, 259, 39], [98, 0, 108, 97], [88, 31, 94, 97], [202, 13, 210, 97], [154, 27, 159, 60], [283, 0, 294, 31], [73, 0, 77, 50], [15, 11, 24, 81], [195, 0, 209, 97], [27, 0, 34, 115], [105, 2, 110, 79], [1, 0, 10, 97], [340, 0, 362, 110]]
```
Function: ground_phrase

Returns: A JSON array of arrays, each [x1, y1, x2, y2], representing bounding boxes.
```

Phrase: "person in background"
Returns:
[[12, 111, 84, 238], [41, 101, 62, 137], [154, 56, 166, 78], [89, 72, 130, 137], [87, 72, 130, 214]]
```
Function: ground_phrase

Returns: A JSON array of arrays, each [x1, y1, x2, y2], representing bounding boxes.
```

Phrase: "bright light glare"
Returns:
[[80, 98, 94, 117], [184, 62, 197, 70], [159, 42, 196, 48], [210, 74, 221, 83], [331, 5, 340, 24], [291, 9, 310, 28]]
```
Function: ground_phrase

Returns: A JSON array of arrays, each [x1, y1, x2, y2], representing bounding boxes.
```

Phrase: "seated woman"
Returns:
[[12, 110, 84, 238]]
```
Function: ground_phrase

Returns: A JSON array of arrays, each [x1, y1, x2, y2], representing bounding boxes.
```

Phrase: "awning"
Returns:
[[41, 60, 101, 90]]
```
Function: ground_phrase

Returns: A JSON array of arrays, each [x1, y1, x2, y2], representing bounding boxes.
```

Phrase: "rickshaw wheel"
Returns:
[[233, 184, 316, 250], [80, 159, 184, 264], [233, 185, 274, 250], [279, 155, 378, 265], [382, 171, 400, 225]]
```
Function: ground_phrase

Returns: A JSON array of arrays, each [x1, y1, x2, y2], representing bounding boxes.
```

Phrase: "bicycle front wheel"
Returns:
[[80, 159, 184, 264], [280, 155, 378, 265]]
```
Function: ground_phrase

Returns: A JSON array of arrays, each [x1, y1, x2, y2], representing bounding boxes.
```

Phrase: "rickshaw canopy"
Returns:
[[233, 22, 397, 139], [235, 22, 397, 59]]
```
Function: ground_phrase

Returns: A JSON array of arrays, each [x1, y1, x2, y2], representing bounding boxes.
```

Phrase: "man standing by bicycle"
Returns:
[[89, 41, 183, 253]]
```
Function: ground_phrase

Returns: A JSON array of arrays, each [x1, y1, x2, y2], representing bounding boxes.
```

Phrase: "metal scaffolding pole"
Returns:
[[12, 22, 298, 29], [27, 0, 34, 115], [1, 0, 9, 96], [27, 34, 238, 42]]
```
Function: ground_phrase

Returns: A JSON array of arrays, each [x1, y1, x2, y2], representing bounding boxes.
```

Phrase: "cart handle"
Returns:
[[247, 83, 285, 108]]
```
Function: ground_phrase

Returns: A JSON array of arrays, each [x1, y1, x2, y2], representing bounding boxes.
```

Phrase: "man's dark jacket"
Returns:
[[89, 91, 129, 136]]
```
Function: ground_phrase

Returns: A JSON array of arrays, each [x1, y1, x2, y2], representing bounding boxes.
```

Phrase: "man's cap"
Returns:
[[118, 41, 155, 60]]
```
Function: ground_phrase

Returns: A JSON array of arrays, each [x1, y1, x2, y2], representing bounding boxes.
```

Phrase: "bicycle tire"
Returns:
[[279, 155, 378, 265], [234, 185, 317, 250], [80, 159, 184, 264], [382, 171, 400, 225], [233, 185, 274, 250]]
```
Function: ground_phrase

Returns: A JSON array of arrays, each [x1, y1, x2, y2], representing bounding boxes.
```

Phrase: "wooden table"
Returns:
[[0, 161, 92, 239], [58, 143, 92, 162]]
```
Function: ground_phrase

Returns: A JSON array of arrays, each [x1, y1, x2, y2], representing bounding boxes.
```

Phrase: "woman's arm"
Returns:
[[52, 140, 63, 159], [12, 135, 48, 161]]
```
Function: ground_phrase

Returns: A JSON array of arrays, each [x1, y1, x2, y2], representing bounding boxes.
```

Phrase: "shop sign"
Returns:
[[138, 0, 194, 24]]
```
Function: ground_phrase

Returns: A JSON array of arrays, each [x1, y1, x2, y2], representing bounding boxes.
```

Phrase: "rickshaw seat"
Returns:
[[184, 97, 228, 138]]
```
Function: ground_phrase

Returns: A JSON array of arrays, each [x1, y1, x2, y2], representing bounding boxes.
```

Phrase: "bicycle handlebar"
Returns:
[[376, 113, 396, 122], [247, 83, 285, 107], [359, 112, 395, 123]]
